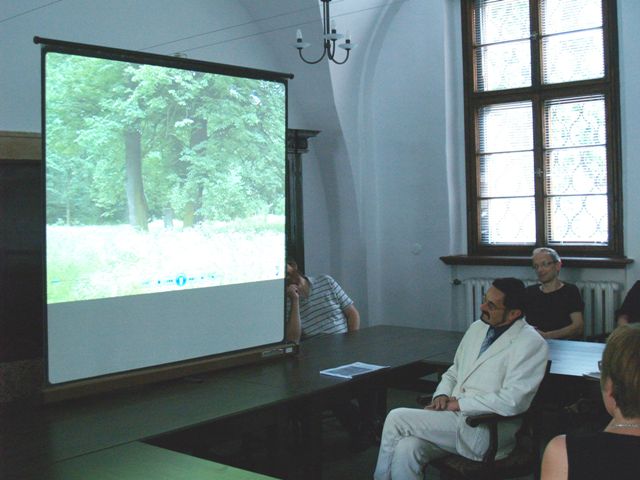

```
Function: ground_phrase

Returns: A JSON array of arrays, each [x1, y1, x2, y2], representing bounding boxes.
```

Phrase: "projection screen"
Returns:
[[38, 38, 291, 387]]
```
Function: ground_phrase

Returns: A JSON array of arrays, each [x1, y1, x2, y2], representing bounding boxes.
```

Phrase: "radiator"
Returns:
[[460, 278, 620, 338], [462, 278, 494, 325], [575, 281, 620, 338]]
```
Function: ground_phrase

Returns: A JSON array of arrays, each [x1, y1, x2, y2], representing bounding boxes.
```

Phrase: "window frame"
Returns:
[[461, 0, 623, 258]]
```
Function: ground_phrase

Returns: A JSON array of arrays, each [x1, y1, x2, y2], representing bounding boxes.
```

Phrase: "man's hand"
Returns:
[[445, 398, 460, 411], [286, 284, 300, 301], [426, 395, 451, 411]]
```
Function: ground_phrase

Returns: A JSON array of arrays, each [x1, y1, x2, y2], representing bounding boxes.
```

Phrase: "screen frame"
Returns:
[[35, 36, 296, 402]]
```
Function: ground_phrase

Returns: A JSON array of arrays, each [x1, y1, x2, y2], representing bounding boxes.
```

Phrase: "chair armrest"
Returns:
[[465, 412, 525, 427], [416, 396, 528, 465], [417, 394, 526, 424]]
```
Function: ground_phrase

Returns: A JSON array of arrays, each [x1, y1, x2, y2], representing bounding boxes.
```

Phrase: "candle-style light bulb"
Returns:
[[296, 29, 302, 41], [331, 19, 337, 32]]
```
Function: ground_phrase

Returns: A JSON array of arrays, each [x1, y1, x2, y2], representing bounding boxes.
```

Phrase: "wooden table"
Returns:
[[547, 339, 604, 378], [1, 325, 460, 480], [45, 442, 277, 480]]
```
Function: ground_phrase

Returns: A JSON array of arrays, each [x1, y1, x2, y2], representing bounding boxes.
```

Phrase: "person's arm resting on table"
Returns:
[[286, 285, 302, 343], [344, 304, 360, 332], [539, 311, 583, 340]]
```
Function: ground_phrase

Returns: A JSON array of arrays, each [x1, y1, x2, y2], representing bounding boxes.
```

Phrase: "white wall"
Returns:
[[617, 0, 640, 293], [336, 0, 456, 329], [0, 1, 274, 131], [1, 0, 639, 332]]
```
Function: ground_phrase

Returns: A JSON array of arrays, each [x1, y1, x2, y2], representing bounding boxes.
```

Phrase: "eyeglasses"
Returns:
[[482, 296, 505, 312], [532, 260, 556, 270]]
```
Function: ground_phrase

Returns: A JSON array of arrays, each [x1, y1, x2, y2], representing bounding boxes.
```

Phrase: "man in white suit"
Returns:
[[373, 278, 549, 480]]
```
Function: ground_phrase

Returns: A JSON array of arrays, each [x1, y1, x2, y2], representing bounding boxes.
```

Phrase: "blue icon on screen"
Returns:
[[176, 275, 187, 287]]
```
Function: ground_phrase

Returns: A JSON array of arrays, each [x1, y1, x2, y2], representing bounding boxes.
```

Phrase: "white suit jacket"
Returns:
[[433, 318, 549, 460]]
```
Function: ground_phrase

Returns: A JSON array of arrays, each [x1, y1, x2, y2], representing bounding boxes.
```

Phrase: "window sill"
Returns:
[[440, 255, 633, 269]]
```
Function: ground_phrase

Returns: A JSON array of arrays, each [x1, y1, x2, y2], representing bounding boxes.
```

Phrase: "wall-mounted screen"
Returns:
[[39, 38, 289, 386]]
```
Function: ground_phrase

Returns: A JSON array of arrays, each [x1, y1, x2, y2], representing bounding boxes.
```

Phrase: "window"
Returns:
[[461, 0, 622, 257]]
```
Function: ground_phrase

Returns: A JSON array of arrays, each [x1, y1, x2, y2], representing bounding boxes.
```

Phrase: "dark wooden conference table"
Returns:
[[0, 326, 460, 480], [547, 338, 604, 377], [0, 326, 603, 480]]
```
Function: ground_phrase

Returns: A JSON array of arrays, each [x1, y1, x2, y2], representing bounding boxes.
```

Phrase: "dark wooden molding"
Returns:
[[285, 128, 318, 273], [1, 133, 44, 363], [0, 131, 41, 161], [286, 129, 319, 154], [440, 254, 633, 269]]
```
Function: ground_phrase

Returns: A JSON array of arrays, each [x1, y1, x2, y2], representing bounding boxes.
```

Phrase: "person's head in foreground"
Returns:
[[599, 323, 640, 421], [540, 323, 640, 479]]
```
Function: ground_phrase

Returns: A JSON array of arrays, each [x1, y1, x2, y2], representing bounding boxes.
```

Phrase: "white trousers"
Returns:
[[373, 407, 461, 480]]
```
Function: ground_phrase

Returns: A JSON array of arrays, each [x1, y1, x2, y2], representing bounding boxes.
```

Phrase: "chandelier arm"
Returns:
[[327, 39, 336, 60], [330, 49, 350, 65], [298, 48, 327, 65]]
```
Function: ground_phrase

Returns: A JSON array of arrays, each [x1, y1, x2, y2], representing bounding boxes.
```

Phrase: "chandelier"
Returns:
[[294, 0, 355, 65]]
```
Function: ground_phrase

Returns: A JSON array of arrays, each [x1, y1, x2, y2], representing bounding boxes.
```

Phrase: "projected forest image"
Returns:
[[45, 52, 286, 304]]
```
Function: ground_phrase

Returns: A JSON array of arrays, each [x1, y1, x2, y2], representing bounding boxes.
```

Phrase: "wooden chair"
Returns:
[[417, 361, 551, 480]]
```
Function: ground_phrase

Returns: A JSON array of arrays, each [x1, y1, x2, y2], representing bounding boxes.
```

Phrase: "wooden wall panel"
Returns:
[[0, 131, 43, 364]]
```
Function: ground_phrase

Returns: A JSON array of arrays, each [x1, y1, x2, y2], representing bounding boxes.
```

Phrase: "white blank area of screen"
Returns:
[[47, 279, 284, 384]]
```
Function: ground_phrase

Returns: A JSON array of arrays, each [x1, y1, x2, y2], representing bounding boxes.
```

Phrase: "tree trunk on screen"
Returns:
[[183, 119, 207, 228], [125, 128, 149, 231]]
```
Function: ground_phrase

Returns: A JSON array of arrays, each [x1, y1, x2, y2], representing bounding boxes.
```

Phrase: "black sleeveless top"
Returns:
[[566, 431, 640, 479]]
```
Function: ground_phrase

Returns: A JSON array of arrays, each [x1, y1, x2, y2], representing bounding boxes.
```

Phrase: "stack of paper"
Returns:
[[320, 361, 388, 379]]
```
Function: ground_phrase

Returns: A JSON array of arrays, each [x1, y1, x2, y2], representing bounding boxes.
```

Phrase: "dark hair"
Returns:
[[492, 278, 525, 314], [600, 323, 640, 418]]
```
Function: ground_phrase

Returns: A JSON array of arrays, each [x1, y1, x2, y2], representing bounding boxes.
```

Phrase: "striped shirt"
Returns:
[[286, 275, 354, 340]]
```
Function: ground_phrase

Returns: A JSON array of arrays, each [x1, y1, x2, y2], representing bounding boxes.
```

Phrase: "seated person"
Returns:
[[524, 247, 584, 339], [373, 278, 549, 480], [285, 257, 360, 343], [616, 281, 640, 326], [285, 258, 379, 450], [541, 323, 640, 479]]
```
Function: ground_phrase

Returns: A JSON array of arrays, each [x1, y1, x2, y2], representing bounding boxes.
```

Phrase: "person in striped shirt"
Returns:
[[285, 258, 380, 451], [285, 258, 360, 343]]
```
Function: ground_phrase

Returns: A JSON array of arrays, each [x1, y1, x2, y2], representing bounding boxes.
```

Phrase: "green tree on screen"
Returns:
[[46, 53, 285, 228]]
